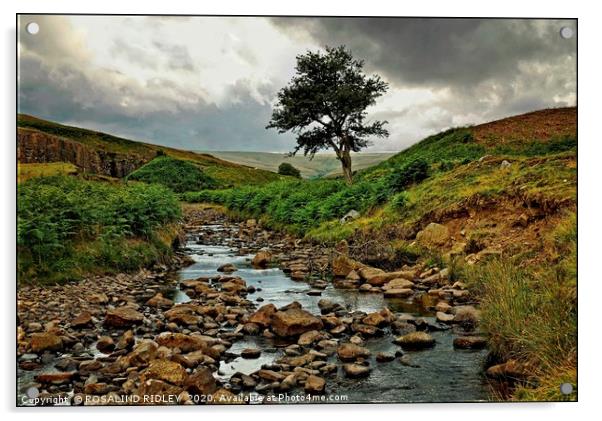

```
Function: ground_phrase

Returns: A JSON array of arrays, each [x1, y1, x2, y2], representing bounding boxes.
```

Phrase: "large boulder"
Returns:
[[252, 251, 272, 268], [394, 331, 436, 350], [247, 304, 277, 327], [416, 223, 450, 247], [271, 308, 324, 337], [104, 307, 144, 328], [367, 271, 415, 286], [382, 278, 415, 290], [343, 363, 371, 378]]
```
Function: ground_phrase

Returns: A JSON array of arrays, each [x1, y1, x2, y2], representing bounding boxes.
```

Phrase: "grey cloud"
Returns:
[[112, 39, 158, 69]]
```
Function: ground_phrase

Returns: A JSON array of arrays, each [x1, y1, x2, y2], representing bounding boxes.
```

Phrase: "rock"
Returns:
[[71, 311, 93, 328], [146, 293, 174, 308], [453, 306, 481, 327], [383, 288, 413, 298], [116, 330, 135, 350], [248, 304, 277, 327], [307, 290, 322, 296], [30, 332, 63, 353], [257, 369, 286, 382], [35, 372, 74, 384], [143, 359, 187, 385], [271, 308, 323, 337], [382, 278, 414, 290], [317, 299, 338, 314], [211, 388, 243, 405], [127, 340, 158, 366], [362, 312, 387, 327], [241, 348, 261, 359], [252, 251, 272, 268], [304, 375, 326, 394], [340, 210, 360, 224], [331, 255, 364, 278], [185, 367, 217, 395], [358, 266, 385, 281], [87, 293, 109, 304], [436, 311, 455, 323], [394, 332, 436, 350], [500, 160, 512, 169], [343, 363, 371, 378], [435, 301, 452, 313], [104, 307, 144, 328], [337, 343, 371, 361], [155, 332, 209, 353], [298, 330, 323, 346], [376, 352, 395, 362], [486, 359, 530, 380], [416, 223, 450, 247], [453, 336, 487, 349], [217, 263, 237, 273], [368, 271, 415, 286], [96, 336, 115, 353]]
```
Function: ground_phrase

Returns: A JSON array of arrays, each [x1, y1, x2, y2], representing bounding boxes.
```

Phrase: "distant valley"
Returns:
[[200, 151, 395, 178]]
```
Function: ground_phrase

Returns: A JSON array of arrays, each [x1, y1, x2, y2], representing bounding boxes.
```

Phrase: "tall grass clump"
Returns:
[[466, 240, 576, 400], [18, 175, 182, 283]]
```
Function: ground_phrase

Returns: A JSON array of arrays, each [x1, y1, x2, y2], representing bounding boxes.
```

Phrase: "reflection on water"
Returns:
[[174, 225, 490, 403]]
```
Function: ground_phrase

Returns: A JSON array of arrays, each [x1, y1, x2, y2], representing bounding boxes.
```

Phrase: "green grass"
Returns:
[[126, 155, 218, 193], [17, 175, 182, 283]]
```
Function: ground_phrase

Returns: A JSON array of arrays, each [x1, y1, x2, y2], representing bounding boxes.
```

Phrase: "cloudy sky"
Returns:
[[17, 16, 576, 152]]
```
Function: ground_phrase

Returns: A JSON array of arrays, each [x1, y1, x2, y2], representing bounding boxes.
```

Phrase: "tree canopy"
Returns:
[[267, 46, 389, 184]]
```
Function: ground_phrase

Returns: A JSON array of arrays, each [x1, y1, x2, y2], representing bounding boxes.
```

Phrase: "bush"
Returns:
[[126, 156, 217, 193], [278, 162, 301, 178], [18, 176, 181, 283], [387, 158, 429, 193], [390, 191, 409, 210]]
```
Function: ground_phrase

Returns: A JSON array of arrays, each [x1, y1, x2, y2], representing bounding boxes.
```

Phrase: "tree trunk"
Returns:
[[340, 149, 353, 185]]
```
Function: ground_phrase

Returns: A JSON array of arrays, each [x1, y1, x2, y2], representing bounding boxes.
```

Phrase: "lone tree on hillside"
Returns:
[[278, 162, 301, 178], [267, 46, 389, 184]]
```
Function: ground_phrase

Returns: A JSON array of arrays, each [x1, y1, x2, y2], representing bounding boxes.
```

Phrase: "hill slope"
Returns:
[[205, 151, 395, 179], [17, 114, 283, 187]]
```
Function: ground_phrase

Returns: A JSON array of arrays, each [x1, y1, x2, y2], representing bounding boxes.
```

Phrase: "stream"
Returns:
[[169, 222, 489, 403]]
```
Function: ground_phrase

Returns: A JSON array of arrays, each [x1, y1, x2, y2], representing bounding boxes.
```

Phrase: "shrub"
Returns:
[[390, 191, 409, 210], [278, 162, 301, 178], [126, 156, 217, 193], [387, 158, 429, 193]]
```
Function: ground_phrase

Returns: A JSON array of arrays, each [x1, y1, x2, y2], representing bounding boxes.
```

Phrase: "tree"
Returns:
[[267, 46, 389, 184], [278, 162, 301, 178]]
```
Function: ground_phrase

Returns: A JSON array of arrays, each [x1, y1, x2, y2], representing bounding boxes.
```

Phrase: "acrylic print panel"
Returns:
[[16, 15, 577, 406]]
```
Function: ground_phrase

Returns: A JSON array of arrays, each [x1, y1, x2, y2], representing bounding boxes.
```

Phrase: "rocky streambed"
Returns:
[[17, 207, 494, 406]]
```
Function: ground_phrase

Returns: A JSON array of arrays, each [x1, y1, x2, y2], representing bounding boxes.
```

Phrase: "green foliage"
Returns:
[[267, 45, 389, 183], [18, 176, 181, 283], [126, 156, 217, 193], [278, 162, 301, 178], [390, 191, 409, 210], [184, 177, 386, 235], [387, 158, 429, 193]]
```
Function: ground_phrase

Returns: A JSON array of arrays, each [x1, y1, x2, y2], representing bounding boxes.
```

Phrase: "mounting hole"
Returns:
[[560, 26, 574, 39], [26, 22, 39, 35], [560, 382, 573, 395]]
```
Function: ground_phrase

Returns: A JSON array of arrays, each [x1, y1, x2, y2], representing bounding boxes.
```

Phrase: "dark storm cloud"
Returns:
[[271, 17, 576, 89]]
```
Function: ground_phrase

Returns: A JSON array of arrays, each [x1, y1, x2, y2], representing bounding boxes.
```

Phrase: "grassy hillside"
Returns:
[[185, 107, 577, 400], [17, 114, 283, 187], [18, 162, 78, 183], [203, 151, 395, 179]]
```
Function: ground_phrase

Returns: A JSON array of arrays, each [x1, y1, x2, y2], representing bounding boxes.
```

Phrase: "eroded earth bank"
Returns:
[[17, 205, 502, 405]]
